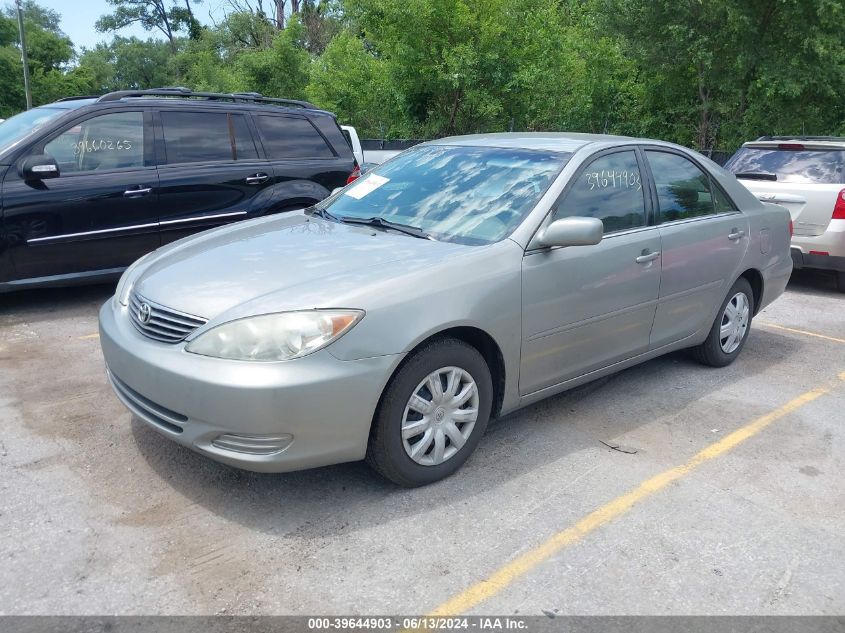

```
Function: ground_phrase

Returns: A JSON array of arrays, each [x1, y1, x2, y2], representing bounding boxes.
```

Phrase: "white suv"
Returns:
[[725, 137, 845, 291]]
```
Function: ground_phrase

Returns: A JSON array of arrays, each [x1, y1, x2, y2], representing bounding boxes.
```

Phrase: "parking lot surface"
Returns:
[[1, 271, 843, 615]]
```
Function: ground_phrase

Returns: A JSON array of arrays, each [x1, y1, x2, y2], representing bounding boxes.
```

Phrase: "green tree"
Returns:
[[602, 0, 845, 149], [96, 0, 203, 51], [233, 16, 310, 98], [0, 1, 81, 115], [78, 37, 178, 92], [307, 28, 398, 136]]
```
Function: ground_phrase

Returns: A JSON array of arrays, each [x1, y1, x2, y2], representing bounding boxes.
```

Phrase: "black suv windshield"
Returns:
[[725, 147, 845, 184], [320, 144, 569, 245], [0, 106, 75, 155]]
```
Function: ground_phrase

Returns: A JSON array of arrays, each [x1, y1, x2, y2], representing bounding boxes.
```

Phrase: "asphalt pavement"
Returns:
[[0, 270, 842, 616]]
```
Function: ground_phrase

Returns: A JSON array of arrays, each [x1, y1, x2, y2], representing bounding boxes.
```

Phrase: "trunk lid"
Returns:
[[735, 180, 841, 236], [726, 143, 845, 236]]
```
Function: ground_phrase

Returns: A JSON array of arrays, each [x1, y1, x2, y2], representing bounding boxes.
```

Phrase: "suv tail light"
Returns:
[[788, 218, 793, 236], [346, 164, 361, 185], [833, 189, 845, 220]]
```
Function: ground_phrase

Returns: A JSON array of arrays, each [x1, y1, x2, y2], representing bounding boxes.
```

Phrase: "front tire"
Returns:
[[692, 277, 754, 367], [366, 338, 493, 487]]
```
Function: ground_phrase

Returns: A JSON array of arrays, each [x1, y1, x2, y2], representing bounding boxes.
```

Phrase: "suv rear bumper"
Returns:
[[791, 219, 845, 272], [791, 248, 845, 272]]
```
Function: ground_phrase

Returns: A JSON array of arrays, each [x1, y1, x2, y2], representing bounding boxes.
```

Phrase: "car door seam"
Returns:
[[525, 298, 659, 342]]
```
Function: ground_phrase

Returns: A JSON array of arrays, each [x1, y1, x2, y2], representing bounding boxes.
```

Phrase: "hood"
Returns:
[[134, 212, 472, 319]]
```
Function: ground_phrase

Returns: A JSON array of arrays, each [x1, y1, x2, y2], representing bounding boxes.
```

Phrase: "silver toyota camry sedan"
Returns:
[[99, 133, 792, 486]]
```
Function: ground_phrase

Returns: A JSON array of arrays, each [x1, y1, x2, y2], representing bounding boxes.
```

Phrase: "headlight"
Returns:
[[115, 252, 154, 306], [184, 310, 364, 361]]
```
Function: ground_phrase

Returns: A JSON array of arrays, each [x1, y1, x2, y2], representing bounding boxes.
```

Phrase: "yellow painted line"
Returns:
[[427, 377, 842, 617], [76, 333, 100, 340], [757, 321, 845, 345]]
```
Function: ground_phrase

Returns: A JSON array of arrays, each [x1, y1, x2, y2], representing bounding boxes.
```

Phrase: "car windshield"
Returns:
[[0, 106, 71, 155], [725, 147, 845, 184], [320, 144, 570, 245]]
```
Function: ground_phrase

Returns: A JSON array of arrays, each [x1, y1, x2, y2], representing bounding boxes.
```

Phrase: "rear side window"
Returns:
[[161, 111, 258, 164], [553, 150, 646, 233], [725, 147, 845, 184], [254, 115, 334, 159], [646, 151, 720, 222]]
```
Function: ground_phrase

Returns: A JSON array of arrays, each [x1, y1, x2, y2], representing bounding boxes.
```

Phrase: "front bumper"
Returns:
[[99, 300, 402, 473]]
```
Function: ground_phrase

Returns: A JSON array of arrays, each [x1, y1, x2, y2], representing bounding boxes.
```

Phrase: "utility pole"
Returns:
[[16, 0, 32, 110]]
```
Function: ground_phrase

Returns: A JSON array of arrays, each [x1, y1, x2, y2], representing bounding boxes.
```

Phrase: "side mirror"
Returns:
[[535, 217, 603, 248], [20, 155, 60, 180]]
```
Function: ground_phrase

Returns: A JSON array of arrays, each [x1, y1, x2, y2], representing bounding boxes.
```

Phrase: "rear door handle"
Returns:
[[728, 229, 746, 241], [635, 251, 660, 264], [245, 173, 269, 185], [123, 186, 152, 197]]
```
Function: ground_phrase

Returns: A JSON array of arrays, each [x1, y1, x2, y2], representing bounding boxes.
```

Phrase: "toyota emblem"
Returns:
[[138, 303, 152, 324]]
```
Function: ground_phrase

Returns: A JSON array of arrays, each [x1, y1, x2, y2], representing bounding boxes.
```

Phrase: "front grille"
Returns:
[[129, 291, 207, 343]]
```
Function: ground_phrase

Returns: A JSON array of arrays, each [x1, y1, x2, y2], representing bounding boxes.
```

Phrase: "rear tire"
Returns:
[[366, 338, 493, 487], [692, 277, 754, 367], [835, 271, 845, 293]]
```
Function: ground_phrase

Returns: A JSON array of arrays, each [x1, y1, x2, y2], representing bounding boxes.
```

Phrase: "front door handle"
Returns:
[[245, 173, 269, 185], [123, 186, 152, 197], [635, 250, 661, 264], [728, 229, 746, 241]]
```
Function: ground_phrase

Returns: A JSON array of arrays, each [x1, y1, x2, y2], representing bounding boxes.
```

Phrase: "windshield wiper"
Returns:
[[306, 206, 342, 222], [734, 172, 778, 181], [339, 216, 433, 240]]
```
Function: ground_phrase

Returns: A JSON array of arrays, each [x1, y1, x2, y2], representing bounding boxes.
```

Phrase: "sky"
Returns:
[[33, 0, 228, 51]]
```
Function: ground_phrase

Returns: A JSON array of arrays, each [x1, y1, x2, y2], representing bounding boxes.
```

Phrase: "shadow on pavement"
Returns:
[[785, 269, 840, 297], [128, 327, 803, 539], [0, 283, 115, 322]]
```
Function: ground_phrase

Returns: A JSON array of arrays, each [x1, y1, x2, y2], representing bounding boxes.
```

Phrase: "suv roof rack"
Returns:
[[755, 135, 845, 142], [95, 87, 317, 109], [56, 95, 101, 102]]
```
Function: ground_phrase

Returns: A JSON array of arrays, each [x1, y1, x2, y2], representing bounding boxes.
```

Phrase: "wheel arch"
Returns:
[[738, 268, 764, 314], [378, 326, 507, 421]]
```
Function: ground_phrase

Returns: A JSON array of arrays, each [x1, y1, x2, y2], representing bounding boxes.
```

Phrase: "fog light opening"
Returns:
[[211, 433, 294, 456]]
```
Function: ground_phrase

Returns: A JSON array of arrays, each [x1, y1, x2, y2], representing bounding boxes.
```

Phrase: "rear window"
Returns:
[[725, 147, 845, 184], [254, 115, 335, 159], [161, 111, 257, 164]]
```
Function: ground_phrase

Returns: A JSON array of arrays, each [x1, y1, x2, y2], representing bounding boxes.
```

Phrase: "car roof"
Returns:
[[427, 132, 666, 154], [40, 98, 98, 110], [742, 139, 845, 150]]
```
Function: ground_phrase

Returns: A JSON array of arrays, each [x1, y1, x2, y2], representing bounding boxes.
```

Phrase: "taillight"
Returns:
[[833, 189, 845, 220], [778, 143, 805, 150], [346, 164, 361, 185], [788, 218, 793, 236]]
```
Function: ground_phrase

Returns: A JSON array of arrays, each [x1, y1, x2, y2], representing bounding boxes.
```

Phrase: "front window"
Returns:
[[553, 150, 646, 233], [0, 107, 71, 154], [44, 111, 145, 173], [320, 145, 569, 245]]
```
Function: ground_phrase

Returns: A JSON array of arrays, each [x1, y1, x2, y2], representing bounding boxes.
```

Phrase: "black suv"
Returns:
[[0, 88, 357, 291]]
